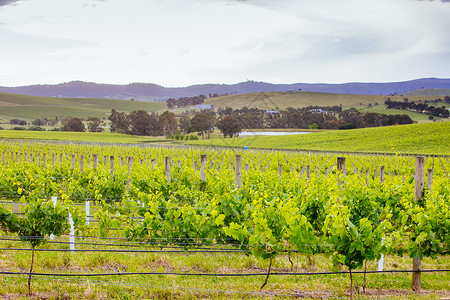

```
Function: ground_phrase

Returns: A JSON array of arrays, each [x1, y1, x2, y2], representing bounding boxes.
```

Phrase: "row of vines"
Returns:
[[0, 141, 449, 295]]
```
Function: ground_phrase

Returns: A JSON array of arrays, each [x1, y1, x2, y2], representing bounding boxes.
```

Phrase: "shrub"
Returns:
[[28, 126, 46, 131], [339, 123, 355, 130]]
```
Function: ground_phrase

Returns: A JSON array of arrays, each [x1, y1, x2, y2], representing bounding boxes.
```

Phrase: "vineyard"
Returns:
[[0, 141, 449, 299], [187, 122, 450, 155]]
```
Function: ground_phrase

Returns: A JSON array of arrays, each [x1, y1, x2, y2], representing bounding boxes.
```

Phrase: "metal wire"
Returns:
[[0, 269, 448, 277]]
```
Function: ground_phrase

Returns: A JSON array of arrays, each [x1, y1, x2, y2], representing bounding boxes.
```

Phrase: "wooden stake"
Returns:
[[165, 156, 171, 182], [278, 162, 282, 181], [80, 155, 84, 173], [127, 157, 133, 188], [110, 156, 114, 179], [235, 155, 242, 190], [427, 168, 433, 191], [93, 154, 98, 170], [412, 156, 425, 292], [200, 154, 207, 181]]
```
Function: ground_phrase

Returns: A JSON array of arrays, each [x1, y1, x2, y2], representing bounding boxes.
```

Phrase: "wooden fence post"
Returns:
[[412, 156, 425, 292], [365, 168, 370, 187], [427, 168, 433, 190], [127, 156, 133, 188], [337, 157, 346, 185], [235, 155, 242, 190], [165, 156, 171, 182], [110, 156, 114, 180], [278, 162, 282, 181], [200, 154, 207, 181], [93, 154, 98, 170], [80, 155, 84, 173]]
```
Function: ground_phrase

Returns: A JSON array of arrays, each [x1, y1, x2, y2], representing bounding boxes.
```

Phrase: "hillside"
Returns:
[[0, 92, 166, 123], [1, 78, 449, 99], [1, 90, 447, 125], [404, 88, 450, 96], [186, 122, 450, 155], [203, 91, 448, 123]]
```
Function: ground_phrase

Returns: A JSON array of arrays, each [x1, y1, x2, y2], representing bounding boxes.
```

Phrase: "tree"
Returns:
[[166, 98, 176, 109], [178, 115, 191, 135], [86, 117, 104, 132], [217, 115, 241, 138], [191, 112, 215, 139], [108, 109, 129, 133], [62, 117, 85, 132], [158, 111, 178, 137], [128, 110, 160, 136], [362, 112, 382, 127], [339, 108, 364, 128], [31, 119, 46, 126]]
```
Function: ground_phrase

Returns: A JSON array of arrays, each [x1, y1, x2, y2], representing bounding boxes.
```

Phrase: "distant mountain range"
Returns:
[[0, 78, 449, 100]]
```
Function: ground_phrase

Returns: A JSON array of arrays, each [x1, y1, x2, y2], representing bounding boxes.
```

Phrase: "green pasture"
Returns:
[[0, 92, 166, 121], [0, 130, 165, 144], [404, 88, 450, 96], [204, 91, 444, 110], [186, 122, 450, 155], [357, 106, 448, 123]]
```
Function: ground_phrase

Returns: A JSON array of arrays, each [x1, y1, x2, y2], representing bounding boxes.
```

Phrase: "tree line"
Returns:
[[215, 106, 413, 132], [385, 98, 449, 118], [166, 95, 207, 109], [107, 106, 414, 138], [108, 109, 178, 137]]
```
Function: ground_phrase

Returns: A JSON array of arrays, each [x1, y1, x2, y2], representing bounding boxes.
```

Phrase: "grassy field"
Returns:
[[357, 106, 448, 123], [185, 122, 450, 155], [203, 91, 445, 110], [0, 92, 166, 123], [0, 237, 448, 299], [1, 91, 447, 127], [404, 88, 450, 96], [0, 130, 165, 144]]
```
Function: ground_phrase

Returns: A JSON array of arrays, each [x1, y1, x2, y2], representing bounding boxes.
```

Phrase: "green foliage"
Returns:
[[187, 122, 450, 155], [1, 199, 69, 247], [0, 141, 449, 293]]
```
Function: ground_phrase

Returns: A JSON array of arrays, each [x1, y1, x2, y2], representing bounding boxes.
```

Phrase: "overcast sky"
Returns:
[[0, 0, 449, 87]]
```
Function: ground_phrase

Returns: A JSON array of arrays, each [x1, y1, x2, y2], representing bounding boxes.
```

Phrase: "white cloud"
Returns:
[[0, 0, 449, 86]]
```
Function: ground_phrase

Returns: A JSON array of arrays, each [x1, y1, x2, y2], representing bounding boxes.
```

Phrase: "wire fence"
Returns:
[[1, 269, 448, 278]]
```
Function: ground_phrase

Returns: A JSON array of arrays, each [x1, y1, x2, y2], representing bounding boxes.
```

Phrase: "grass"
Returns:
[[0, 92, 166, 122], [0, 235, 448, 299], [404, 88, 450, 96], [204, 91, 444, 111], [185, 122, 450, 155], [357, 106, 448, 123], [0, 130, 166, 144]]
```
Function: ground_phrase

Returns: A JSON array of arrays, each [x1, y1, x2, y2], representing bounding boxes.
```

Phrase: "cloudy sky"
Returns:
[[0, 0, 449, 87]]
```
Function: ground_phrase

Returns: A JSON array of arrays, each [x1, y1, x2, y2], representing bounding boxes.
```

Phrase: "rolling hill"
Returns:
[[404, 88, 450, 96], [1, 89, 447, 125], [0, 92, 166, 124], [1, 78, 449, 100], [204, 91, 395, 109]]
